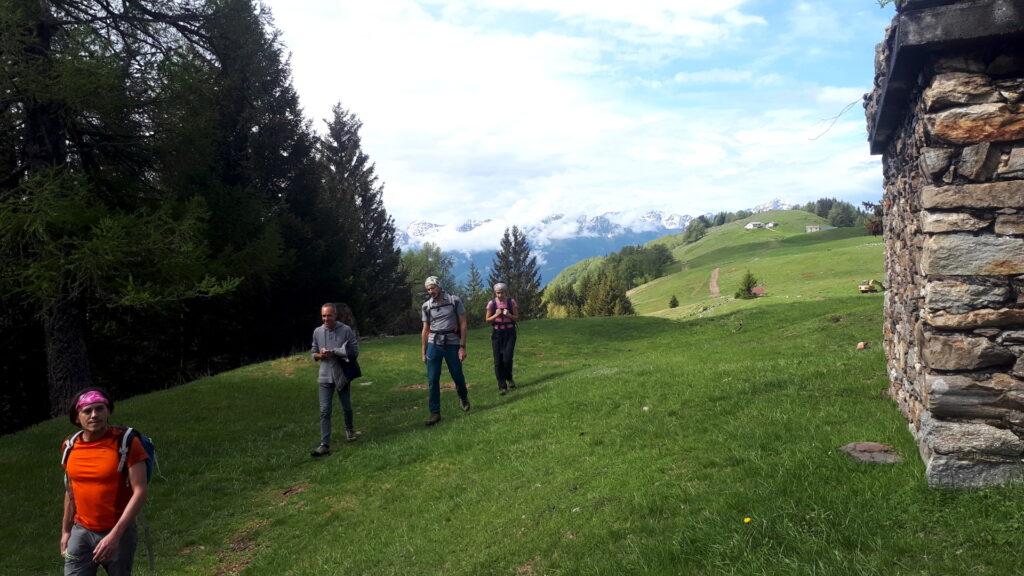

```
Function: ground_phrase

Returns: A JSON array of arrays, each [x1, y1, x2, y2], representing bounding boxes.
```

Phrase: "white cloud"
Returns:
[[266, 0, 884, 250], [816, 86, 868, 105], [427, 0, 765, 46], [673, 68, 782, 86]]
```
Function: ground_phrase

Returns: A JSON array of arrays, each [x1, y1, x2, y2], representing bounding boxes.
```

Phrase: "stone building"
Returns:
[[866, 0, 1024, 487]]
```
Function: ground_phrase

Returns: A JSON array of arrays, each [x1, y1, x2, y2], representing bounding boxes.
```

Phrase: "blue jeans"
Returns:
[[426, 343, 468, 414], [318, 379, 352, 447]]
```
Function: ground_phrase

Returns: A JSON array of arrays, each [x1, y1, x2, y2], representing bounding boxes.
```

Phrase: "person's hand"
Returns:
[[422, 352, 428, 363], [92, 531, 120, 563], [458, 347, 467, 361], [60, 530, 71, 555]]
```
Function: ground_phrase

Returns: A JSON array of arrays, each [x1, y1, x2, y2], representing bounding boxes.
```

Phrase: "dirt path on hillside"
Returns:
[[709, 267, 720, 298]]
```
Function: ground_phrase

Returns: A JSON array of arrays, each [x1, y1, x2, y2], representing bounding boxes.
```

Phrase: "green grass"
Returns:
[[3, 296, 1023, 575], [631, 211, 883, 319], [4, 210, 1019, 575]]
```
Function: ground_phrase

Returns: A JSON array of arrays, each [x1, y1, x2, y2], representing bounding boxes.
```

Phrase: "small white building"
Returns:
[[806, 225, 822, 233], [744, 221, 765, 230], [765, 222, 779, 229]]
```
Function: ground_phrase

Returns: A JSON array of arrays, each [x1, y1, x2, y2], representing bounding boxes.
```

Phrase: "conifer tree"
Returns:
[[0, 0, 232, 415], [489, 226, 544, 319], [463, 262, 488, 328], [321, 104, 410, 333]]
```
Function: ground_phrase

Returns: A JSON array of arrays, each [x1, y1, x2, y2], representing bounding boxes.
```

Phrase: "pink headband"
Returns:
[[76, 391, 109, 411]]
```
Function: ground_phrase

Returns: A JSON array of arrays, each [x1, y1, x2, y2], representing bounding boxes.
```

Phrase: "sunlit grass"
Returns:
[[3, 295, 1022, 575]]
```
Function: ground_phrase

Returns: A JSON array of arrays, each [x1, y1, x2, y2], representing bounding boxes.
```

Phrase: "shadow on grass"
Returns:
[[369, 368, 580, 440]]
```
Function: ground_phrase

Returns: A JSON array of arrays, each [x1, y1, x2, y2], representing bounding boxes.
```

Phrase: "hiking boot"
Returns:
[[345, 429, 359, 442], [461, 398, 471, 412], [499, 388, 507, 396], [425, 413, 441, 427], [310, 444, 330, 458], [508, 380, 517, 389]]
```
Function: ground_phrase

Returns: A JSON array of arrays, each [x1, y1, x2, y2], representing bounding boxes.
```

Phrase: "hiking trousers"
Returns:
[[491, 328, 516, 390], [64, 522, 137, 576], [425, 343, 468, 414], [319, 378, 353, 447]]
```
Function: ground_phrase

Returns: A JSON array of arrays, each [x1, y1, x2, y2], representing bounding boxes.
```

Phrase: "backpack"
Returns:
[[490, 298, 517, 326], [425, 294, 461, 335], [61, 426, 158, 486]]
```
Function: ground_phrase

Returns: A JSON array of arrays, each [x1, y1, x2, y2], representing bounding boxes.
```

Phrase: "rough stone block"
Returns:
[[920, 147, 955, 181], [997, 146, 1024, 178], [988, 55, 1024, 76], [923, 73, 1002, 112], [926, 454, 1024, 488], [924, 279, 1010, 313], [921, 414, 1024, 457], [925, 103, 1024, 145], [1000, 330, 1024, 343], [920, 211, 990, 233], [924, 373, 1024, 420], [1015, 357, 1024, 378], [995, 214, 1024, 235], [924, 308, 1024, 329], [932, 55, 986, 74], [959, 142, 1001, 181], [921, 181, 1024, 209], [921, 332, 1016, 370], [921, 233, 1024, 275]]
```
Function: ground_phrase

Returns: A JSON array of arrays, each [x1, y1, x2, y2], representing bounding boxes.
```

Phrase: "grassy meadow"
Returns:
[[632, 211, 884, 319], [3, 213, 1022, 575]]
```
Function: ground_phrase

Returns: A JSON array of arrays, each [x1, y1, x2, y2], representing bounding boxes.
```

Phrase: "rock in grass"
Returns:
[[839, 442, 903, 464]]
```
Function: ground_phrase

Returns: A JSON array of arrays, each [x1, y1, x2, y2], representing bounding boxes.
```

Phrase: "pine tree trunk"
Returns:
[[43, 294, 92, 416]]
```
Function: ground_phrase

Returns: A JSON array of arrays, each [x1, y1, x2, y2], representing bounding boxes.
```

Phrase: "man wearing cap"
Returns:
[[421, 276, 470, 425], [60, 388, 148, 576]]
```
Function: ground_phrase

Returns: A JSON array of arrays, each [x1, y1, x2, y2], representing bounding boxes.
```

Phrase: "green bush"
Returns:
[[669, 295, 679, 308]]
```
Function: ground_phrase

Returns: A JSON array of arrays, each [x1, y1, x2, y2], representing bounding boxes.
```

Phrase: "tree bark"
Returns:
[[43, 295, 92, 416]]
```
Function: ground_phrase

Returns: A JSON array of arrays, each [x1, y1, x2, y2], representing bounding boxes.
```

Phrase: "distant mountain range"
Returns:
[[397, 199, 795, 285]]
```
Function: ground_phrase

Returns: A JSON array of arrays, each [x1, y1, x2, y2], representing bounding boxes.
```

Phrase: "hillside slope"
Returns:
[[630, 211, 883, 318], [3, 295, 1022, 574]]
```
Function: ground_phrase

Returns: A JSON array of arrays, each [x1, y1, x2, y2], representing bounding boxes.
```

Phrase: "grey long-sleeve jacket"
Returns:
[[311, 323, 359, 384]]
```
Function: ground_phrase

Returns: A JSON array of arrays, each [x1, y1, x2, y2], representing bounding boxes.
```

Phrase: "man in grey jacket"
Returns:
[[310, 303, 360, 457]]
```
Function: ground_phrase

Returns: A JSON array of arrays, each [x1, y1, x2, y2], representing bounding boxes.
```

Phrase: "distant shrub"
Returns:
[[734, 270, 759, 299], [669, 295, 679, 308]]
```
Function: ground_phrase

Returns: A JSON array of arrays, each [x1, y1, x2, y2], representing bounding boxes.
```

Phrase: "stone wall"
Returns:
[[867, 1, 1024, 487]]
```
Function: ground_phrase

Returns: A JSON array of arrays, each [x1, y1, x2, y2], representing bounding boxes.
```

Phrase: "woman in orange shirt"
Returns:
[[60, 388, 148, 576]]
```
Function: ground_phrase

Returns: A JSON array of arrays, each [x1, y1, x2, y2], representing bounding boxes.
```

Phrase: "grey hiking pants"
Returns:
[[64, 522, 137, 576], [319, 378, 352, 447]]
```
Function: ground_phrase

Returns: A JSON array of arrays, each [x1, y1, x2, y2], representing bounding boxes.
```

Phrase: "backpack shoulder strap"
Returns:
[[117, 427, 135, 473], [61, 430, 85, 467], [61, 430, 86, 490]]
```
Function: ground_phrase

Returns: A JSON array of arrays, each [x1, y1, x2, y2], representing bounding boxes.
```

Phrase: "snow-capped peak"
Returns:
[[752, 198, 795, 213]]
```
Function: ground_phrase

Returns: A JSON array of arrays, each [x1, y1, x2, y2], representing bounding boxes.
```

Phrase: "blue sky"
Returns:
[[266, 0, 895, 246]]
